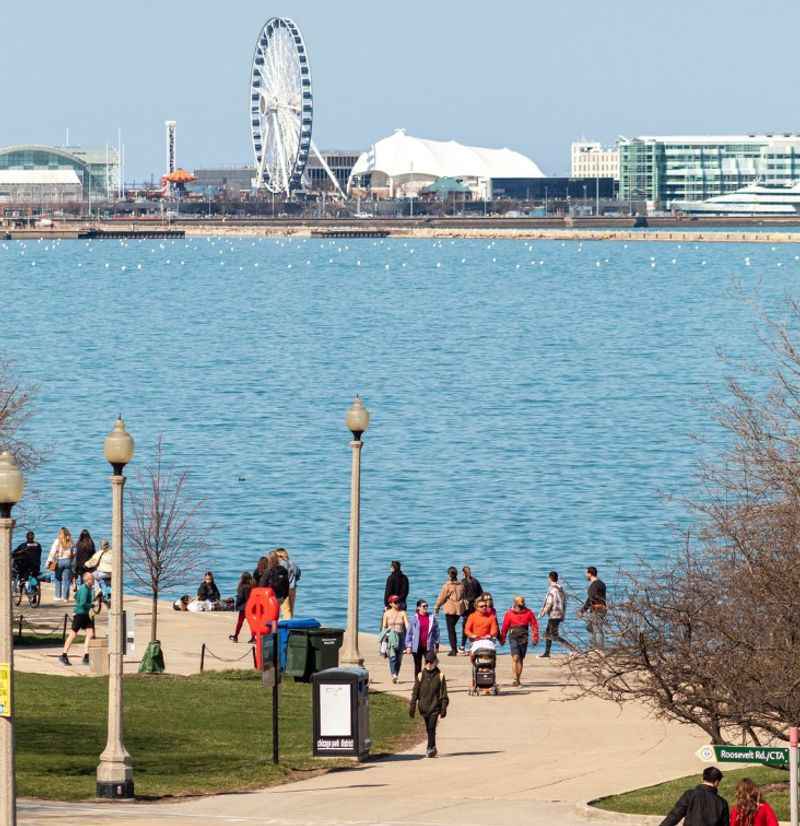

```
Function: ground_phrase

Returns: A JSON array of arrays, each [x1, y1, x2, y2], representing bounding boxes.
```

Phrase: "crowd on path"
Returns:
[[659, 768, 778, 826]]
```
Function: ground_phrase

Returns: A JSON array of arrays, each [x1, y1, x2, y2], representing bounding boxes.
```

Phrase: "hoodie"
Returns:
[[541, 582, 566, 620]]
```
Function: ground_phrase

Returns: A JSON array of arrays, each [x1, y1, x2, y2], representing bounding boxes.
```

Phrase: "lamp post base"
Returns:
[[96, 779, 134, 799]]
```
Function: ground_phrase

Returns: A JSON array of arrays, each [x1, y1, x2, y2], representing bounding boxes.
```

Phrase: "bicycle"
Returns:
[[12, 568, 41, 609]]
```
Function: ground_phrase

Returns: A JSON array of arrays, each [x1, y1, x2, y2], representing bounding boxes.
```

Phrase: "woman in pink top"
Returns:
[[730, 779, 778, 826], [406, 599, 441, 678]]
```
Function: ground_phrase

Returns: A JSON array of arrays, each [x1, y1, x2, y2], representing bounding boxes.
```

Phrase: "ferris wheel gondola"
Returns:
[[250, 17, 312, 196]]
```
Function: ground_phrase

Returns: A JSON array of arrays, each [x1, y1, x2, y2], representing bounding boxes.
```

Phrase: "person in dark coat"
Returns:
[[409, 651, 449, 758], [460, 565, 483, 652], [229, 572, 254, 643], [384, 560, 409, 609], [73, 529, 96, 582], [659, 767, 729, 826]]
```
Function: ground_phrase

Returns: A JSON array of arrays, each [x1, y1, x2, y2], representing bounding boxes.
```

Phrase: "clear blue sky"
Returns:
[[2, 1, 798, 180]]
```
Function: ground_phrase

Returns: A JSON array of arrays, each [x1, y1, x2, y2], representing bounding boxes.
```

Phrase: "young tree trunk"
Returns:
[[151, 588, 159, 642]]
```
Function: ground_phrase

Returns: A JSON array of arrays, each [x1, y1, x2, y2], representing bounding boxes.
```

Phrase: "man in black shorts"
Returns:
[[58, 571, 95, 666]]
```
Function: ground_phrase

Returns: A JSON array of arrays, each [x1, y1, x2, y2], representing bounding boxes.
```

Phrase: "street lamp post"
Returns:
[[341, 396, 370, 667], [96, 417, 135, 800], [0, 452, 24, 826]]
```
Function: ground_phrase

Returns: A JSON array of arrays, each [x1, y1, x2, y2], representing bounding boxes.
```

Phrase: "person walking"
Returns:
[[659, 767, 729, 826], [460, 565, 483, 653], [47, 527, 75, 602], [434, 567, 464, 656], [405, 599, 440, 678], [409, 651, 449, 758], [384, 560, 409, 610], [539, 571, 576, 657], [230, 572, 255, 643], [499, 596, 540, 686], [84, 539, 112, 603], [730, 779, 779, 826], [580, 566, 608, 650], [380, 595, 409, 683], [72, 529, 96, 587], [58, 571, 96, 666], [259, 551, 290, 605], [276, 548, 301, 618]]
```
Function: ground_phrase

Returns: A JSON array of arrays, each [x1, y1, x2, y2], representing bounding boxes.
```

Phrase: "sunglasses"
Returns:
[[419, 604, 428, 609]]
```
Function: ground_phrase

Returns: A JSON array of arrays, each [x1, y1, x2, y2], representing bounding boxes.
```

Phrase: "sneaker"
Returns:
[[426, 748, 438, 758], [512, 678, 521, 687], [82, 654, 90, 665], [537, 652, 550, 658], [447, 651, 458, 657], [228, 635, 238, 643], [392, 675, 398, 684], [58, 654, 71, 667], [458, 646, 466, 653]]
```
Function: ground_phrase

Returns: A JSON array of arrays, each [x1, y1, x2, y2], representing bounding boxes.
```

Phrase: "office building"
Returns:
[[193, 166, 256, 196], [618, 134, 800, 207], [571, 142, 619, 181]]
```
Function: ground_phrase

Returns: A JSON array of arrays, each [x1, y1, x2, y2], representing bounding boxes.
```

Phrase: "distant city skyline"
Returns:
[[2, 0, 798, 181]]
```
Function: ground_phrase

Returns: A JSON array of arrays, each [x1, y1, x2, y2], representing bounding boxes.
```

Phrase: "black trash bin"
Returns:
[[286, 630, 313, 680], [308, 628, 344, 674], [311, 666, 370, 760]]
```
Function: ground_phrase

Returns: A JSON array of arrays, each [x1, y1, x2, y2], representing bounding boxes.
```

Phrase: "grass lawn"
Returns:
[[593, 766, 791, 821], [16, 670, 423, 801]]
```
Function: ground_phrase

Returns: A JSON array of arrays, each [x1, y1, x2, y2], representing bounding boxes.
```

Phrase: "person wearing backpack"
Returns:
[[259, 551, 290, 602], [538, 570, 576, 657], [409, 651, 449, 758], [276, 548, 301, 618]]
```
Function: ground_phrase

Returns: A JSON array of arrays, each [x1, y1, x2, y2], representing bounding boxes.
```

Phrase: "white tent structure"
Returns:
[[348, 129, 545, 198]]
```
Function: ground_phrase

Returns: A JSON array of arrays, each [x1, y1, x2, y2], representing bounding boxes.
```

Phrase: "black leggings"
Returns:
[[445, 614, 460, 652]]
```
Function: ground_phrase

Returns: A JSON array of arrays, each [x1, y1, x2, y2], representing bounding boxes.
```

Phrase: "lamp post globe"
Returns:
[[0, 451, 24, 516], [345, 396, 370, 441], [104, 417, 135, 473]]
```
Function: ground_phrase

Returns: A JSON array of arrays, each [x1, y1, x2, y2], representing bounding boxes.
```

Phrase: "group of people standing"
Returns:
[[379, 561, 609, 687]]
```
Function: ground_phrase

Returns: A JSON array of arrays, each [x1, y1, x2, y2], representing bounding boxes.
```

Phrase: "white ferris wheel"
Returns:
[[249, 17, 344, 198]]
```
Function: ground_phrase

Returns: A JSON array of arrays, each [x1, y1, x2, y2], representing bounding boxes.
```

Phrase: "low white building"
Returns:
[[0, 169, 83, 203], [571, 141, 619, 181], [349, 129, 545, 199]]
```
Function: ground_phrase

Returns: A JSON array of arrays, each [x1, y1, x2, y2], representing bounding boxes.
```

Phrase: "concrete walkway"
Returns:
[[15, 585, 707, 825]]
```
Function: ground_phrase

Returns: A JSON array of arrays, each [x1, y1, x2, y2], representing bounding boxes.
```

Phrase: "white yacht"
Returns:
[[672, 182, 800, 215]]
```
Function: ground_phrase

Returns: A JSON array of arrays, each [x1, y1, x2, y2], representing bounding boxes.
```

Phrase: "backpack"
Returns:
[[271, 566, 290, 600]]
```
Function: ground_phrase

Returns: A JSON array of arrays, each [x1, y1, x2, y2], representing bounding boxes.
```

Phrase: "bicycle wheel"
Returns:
[[13, 577, 23, 607], [92, 591, 104, 616], [29, 583, 41, 608]]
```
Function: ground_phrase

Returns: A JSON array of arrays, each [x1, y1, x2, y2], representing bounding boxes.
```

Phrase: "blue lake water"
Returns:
[[0, 235, 795, 631]]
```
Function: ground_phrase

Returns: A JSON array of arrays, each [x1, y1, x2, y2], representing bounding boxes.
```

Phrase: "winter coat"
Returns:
[[260, 566, 290, 600], [378, 627, 404, 656], [461, 576, 483, 609], [73, 541, 96, 576], [660, 785, 729, 826], [73, 583, 93, 616], [384, 570, 410, 607], [731, 803, 779, 826], [405, 612, 440, 653], [464, 611, 499, 639], [410, 666, 449, 717], [582, 578, 607, 613], [197, 581, 220, 602], [434, 580, 464, 616], [12, 542, 42, 576], [235, 583, 253, 611], [541, 583, 567, 620], [500, 608, 540, 645]]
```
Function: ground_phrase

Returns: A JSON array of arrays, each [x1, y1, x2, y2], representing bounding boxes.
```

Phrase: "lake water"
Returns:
[[0, 235, 795, 631]]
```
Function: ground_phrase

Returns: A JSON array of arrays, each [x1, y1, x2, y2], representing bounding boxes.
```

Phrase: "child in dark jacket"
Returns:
[[409, 651, 449, 757], [229, 572, 254, 643]]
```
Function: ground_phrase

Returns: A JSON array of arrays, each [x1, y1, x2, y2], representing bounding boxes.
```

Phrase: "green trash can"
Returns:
[[308, 628, 344, 674], [285, 630, 313, 680]]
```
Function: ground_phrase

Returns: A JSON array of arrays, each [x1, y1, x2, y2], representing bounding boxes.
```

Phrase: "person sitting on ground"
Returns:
[[84, 539, 112, 602], [499, 595, 540, 687], [730, 778, 779, 826], [405, 598, 440, 678], [409, 650, 449, 759], [58, 572, 96, 667], [189, 571, 221, 611], [229, 572, 255, 643], [659, 766, 729, 826], [276, 548, 301, 619], [173, 595, 190, 611], [384, 560, 409, 609]]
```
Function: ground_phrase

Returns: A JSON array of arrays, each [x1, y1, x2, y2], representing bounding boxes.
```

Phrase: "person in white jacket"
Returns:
[[538, 571, 576, 657], [84, 539, 112, 602]]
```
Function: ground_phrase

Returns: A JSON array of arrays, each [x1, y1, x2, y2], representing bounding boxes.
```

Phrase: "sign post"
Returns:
[[790, 728, 798, 826], [696, 744, 789, 767]]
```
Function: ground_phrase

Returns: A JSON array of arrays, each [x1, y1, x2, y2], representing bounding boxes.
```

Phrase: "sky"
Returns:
[[2, 1, 799, 180]]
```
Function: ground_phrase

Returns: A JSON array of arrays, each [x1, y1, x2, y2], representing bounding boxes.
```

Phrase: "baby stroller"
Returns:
[[469, 639, 498, 696]]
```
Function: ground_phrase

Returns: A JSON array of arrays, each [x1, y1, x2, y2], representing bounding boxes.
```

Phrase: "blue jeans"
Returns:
[[388, 648, 404, 677], [94, 573, 109, 600], [55, 559, 72, 600]]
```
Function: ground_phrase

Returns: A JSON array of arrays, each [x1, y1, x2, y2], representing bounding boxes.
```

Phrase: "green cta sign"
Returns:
[[696, 744, 789, 767]]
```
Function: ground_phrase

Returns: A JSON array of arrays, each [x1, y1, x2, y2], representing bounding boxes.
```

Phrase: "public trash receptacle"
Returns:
[[308, 628, 344, 673], [277, 618, 320, 671], [88, 636, 108, 676], [311, 666, 370, 760], [285, 630, 313, 680]]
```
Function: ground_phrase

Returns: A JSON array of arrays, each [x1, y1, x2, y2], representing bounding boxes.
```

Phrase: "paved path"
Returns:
[[15, 585, 706, 825]]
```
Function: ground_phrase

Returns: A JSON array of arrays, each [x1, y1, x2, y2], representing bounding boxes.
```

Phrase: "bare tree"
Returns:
[[0, 359, 39, 469], [125, 436, 209, 643], [568, 298, 800, 747]]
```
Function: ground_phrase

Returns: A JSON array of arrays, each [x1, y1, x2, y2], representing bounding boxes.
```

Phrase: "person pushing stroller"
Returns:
[[464, 597, 500, 694]]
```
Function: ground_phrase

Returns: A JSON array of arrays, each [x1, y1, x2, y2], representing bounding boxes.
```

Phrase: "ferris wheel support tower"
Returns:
[[165, 120, 177, 196]]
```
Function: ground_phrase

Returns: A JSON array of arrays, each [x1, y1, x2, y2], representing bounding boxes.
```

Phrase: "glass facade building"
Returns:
[[618, 135, 800, 206], [0, 145, 119, 200]]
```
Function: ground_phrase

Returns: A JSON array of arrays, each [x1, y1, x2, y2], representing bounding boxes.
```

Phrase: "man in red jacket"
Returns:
[[499, 596, 540, 687]]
